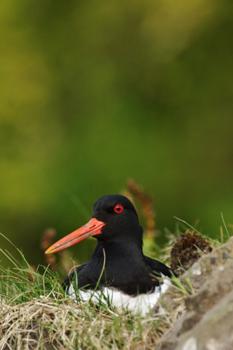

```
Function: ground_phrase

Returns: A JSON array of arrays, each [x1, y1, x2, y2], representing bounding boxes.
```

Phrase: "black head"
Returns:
[[92, 194, 142, 243], [45, 194, 142, 254]]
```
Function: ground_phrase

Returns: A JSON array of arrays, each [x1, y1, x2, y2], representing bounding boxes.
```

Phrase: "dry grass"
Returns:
[[0, 259, 192, 350], [0, 245, 204, 350], [0, 296, 171, 350], [0, 232, 172, 350]]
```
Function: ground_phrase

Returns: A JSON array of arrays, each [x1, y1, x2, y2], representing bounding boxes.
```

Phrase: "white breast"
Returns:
[[67, 278, 170, 316]]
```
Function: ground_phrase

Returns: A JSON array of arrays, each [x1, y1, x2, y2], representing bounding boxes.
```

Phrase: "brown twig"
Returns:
[[126, 179, 156, 239], [41, 228, 57, 270]]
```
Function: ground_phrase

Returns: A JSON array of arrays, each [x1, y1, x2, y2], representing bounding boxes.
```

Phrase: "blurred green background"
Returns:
[[0, 0, 232, 266]]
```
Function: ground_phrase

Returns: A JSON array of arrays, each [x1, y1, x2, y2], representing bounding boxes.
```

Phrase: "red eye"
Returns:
[[113, 203, 124, 214]]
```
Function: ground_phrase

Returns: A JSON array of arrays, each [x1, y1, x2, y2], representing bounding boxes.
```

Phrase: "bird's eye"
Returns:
[[113, 203, 124, 214]]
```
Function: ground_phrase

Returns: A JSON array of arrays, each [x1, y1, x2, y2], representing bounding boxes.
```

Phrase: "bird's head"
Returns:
[[45, 194, 142, 254]]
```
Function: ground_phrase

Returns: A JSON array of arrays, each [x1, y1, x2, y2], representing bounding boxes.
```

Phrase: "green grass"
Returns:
[[0, 265, 169, 349], [0, 234, 171, 350]]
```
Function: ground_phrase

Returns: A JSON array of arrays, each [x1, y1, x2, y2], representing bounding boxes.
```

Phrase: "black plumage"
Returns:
[[63, 195, 172, 296]]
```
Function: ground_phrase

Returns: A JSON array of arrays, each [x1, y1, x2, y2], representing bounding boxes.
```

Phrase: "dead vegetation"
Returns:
[[170, 231, 212, 276], [0, 296, 170, 350]]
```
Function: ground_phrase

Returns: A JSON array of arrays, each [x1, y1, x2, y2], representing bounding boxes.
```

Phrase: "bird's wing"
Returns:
[[144, 256, 173, 278], [62, 263, 93, 292]]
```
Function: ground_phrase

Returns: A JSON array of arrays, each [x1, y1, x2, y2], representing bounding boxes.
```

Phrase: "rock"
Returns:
[[158, 237, 233, 350], [176, 290, 233, 350]]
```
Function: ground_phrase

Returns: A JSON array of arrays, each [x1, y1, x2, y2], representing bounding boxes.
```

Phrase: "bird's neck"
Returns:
[[93, 238, 143, 261]]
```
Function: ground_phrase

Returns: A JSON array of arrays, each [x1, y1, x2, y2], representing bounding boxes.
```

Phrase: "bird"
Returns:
[[45, 194, 172, 315]]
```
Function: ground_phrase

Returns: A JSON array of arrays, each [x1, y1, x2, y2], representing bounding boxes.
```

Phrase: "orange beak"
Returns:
[[45, 218, 106, 254]]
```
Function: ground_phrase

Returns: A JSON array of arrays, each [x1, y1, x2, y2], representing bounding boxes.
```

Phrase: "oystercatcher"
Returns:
[[45, 195, 172, 314]]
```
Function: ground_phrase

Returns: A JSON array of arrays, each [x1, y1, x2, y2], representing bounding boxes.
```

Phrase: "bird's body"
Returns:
[[67, 281, 171, 315], [63, 241, 171, 314], [46, 195, 172, 315]]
